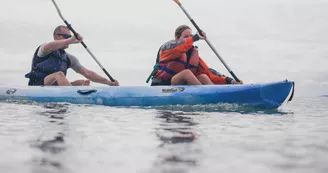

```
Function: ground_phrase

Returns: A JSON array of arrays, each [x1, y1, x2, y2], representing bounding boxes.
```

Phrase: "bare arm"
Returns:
[[41, 39, 72, 55], [79, 67, 119, 86], [41, 34, 83, 55]]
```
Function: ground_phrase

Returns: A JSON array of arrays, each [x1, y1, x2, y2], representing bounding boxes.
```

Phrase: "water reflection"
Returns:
[[152, 110, 201, 172], [139, 103, 292, 114], [156, 111, 197, 145], [30, 103, 69, 172]]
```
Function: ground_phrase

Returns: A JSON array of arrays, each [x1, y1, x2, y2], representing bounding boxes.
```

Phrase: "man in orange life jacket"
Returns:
[[25, 25, 119, 86], [150, 25, 242, 86]]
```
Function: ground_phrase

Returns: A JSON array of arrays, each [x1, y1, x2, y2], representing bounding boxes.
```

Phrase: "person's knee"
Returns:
[[197, 74, 209, 80], [54, 71, 65, 78], [197, 74, 213, 85], [181, 69, 193, 75]]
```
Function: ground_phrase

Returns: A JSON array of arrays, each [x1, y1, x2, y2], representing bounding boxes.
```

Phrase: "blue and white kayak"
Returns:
[[0, 80, 294, 109]]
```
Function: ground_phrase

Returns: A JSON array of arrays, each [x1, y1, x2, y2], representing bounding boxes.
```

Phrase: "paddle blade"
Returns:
[[173, 0, 182, 6]]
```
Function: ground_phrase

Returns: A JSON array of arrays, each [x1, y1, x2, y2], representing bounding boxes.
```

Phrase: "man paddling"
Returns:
[[25, 25, 119, 86], [149, 25, 242, 86]]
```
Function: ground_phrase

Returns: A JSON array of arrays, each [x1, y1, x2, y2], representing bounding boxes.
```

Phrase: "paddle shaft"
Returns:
[[174, 0, 241, 82], [51, 0, 115, 82]]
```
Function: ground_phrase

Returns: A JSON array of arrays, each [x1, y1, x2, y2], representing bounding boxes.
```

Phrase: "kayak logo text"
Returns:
[[6, 88, 17, 95], [162, 87, 185, 93]]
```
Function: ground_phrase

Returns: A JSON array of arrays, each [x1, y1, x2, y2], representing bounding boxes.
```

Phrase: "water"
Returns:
[[1, 0, 328, 172], [0, 99, 327, 173]]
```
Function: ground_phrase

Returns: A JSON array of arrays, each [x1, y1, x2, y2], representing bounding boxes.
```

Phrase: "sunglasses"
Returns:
[[56, 33, 72, 39]]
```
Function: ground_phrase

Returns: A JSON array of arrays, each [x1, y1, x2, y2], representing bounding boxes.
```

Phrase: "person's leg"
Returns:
[[84, 80, 90, 86], [44, 72, 71, 86], [70, 79, 90, 86], [197, 74, 214, 85], [171, 69, 202, 85]]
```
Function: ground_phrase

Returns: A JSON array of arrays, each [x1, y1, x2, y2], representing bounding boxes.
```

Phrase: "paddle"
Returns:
[[173, 0, 241, 83], [51, 0, 115, 82]]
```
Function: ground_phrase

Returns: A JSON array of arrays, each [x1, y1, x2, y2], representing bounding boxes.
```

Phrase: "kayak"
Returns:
[[0, 80, 294, 109]]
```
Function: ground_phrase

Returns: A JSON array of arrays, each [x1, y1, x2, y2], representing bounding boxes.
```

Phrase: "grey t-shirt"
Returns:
[[37, 44, 84, 72]]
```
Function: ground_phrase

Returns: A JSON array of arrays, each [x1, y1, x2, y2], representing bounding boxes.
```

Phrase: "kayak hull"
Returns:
[[0, 80, 294, 109]]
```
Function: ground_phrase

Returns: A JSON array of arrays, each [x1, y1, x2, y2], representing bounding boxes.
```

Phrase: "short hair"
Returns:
[[175, 25, 191, 38], [53, 25, 69, 35]]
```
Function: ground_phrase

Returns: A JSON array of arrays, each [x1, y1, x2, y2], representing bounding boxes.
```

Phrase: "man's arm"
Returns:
[[79, 67, 119, 86], [41, 34, 83, 55], [67, 53, 119, 86], [41, 39, 76, 56]]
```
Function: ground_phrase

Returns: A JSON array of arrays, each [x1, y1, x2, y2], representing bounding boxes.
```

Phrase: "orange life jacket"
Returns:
[[155, 47, 200, 81]]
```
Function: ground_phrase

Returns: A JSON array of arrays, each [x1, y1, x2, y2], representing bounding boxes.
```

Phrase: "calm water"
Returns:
[[1, 0, 328, 172], [0, 99, 327, 173]]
